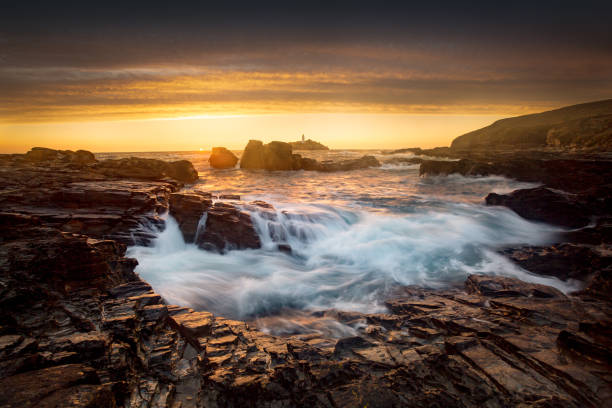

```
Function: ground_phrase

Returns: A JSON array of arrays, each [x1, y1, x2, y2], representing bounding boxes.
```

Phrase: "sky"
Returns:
[[1, 1, 611, 152]]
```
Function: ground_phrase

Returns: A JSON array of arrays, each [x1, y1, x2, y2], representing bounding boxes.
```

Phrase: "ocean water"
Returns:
[[100, 150, 575, 337]]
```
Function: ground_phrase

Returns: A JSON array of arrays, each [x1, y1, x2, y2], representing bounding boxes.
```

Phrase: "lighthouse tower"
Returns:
[[302, 134, 305, 142]]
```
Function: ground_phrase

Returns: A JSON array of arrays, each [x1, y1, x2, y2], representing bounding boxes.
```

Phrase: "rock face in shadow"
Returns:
[[240, 140, 294, 170], [486, 187, 591, 228], [169, 193, 212, 242], [419, 157, 612, 193], [209, 147, 238, 169], [501, 243, 611, 281], [0, 148, 190, 246], [24, 147, 97, 165], [196, 202, 261, 252]]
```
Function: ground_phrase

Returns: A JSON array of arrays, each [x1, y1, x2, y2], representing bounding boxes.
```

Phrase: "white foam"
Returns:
[[128, 199, 573, 330]]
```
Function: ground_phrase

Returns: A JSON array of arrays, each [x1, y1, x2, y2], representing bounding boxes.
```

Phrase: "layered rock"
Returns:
[[208, 147, 239, 169], [501, 243, 611, 281], [3, 220, 611, 408], [94, 157, 198, 183], [419, 157, 612, 193], [0, 148, 199, 246], [2, 146, 612, 406]]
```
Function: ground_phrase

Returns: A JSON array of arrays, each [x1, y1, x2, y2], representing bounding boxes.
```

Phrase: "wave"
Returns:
[[127, 199, 573, 337]]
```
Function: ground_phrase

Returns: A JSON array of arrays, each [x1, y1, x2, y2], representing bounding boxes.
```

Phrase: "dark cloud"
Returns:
[[1, 1, 611, 122]]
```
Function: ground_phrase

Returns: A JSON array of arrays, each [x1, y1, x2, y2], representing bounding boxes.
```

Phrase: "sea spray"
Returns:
[[128, 197, 574, 336]]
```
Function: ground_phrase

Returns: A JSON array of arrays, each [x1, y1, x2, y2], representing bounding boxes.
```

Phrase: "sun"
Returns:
[[199, 148, 204, 151]]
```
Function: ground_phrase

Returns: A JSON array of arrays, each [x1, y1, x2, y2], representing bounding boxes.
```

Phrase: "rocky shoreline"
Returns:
[[1, 148, 611, 407]]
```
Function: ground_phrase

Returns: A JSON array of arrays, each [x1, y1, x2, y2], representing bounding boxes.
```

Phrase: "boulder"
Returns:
[[209, 147, 238, 169], [169, 193, 212, 242], [196, 202, 261, 252], [239, 140, 266, 169], [486, 187, 590, 228], [240, 140, 295, 170], [166, 160, 199, 182]]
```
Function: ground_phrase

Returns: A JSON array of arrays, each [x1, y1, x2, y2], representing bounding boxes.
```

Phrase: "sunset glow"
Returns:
[[1, 2, 611, 152]]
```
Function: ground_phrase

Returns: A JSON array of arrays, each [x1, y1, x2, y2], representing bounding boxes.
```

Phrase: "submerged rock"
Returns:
[[315, 155, 380, 172], [209, 147, 238, 169]]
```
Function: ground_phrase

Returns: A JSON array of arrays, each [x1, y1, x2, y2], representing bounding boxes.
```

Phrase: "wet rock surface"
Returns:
[[169, 193, 212, 243], [0, 148, 190, 246], [196, 202, 261, 252], [486, 187, 591, 228], [1, 220, 611, 408], [419, 151, 612, 296], [1, 147, 612, 406]]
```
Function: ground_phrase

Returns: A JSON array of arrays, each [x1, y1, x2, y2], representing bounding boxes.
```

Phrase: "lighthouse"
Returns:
[[302, 134, 305, 142]]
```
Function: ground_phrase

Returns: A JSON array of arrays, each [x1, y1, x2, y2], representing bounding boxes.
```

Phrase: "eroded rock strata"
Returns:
[[1, 216, 611, 407], [1, 148, 611, 407]]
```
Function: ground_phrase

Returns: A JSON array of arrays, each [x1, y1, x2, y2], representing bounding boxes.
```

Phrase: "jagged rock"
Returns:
[[486, 187, 590, 228], [169, 193, 212, 242], [465, 274, 564, 298], [502, 243, 611, 281], [209, 147, 239, 169], [0, 364, 104, 408], [196, 202, 261, 252], [94, 157, 198, 182], [419, 157, 612, 194], [2, 145, 612, 407]]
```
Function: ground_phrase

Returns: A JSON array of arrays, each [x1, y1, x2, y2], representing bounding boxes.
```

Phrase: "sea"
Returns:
[[96, 149, 575, 338]]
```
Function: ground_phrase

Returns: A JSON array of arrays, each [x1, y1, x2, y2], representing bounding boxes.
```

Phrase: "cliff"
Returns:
[[451, 99, 612, 151]]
